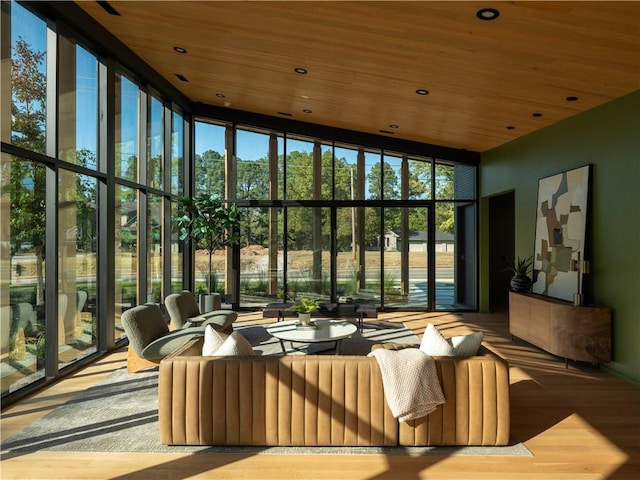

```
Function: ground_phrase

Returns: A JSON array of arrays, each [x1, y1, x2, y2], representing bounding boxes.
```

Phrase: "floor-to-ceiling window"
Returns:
[[170, 111, 185, 294], [1, 2, 189, 404], [194, 121, 476, 311], [440, 162, 477, 310], [113, 71, 139, 340], [57, 170, 98, 367], [193, 121, 227, 294], [334, 145, 360, 299], [146, 95, 163, 303], [1, 3, 50, 396], [284, 136, 331, 302], [1, 157, 47, 394], [235, 127, 276, 305], [57, 33, 100, 366]]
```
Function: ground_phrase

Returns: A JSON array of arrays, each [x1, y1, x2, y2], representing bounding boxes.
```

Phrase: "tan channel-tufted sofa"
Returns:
[[158, 337, 510, 447]]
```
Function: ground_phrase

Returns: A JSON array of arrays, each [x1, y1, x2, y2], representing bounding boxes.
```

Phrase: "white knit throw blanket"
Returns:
[[368, 348, 445, 422]]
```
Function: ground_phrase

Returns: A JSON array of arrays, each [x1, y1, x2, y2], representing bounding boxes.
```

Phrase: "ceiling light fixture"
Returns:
[[303, 109, 312, 114], [416, 89, 429, 95], [216, 93, 226, 98], [506, 126, 516, 130], [566, 96, 579, 102], [532, 112, 543, 117], [476, 8, 499, 20], [294, 67, 308, 75], [173, 46, 187, 54], [389, 124, 399, 129]]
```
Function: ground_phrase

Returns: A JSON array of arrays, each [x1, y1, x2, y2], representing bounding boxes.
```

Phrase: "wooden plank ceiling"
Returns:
[[77, 1, 640, 153]]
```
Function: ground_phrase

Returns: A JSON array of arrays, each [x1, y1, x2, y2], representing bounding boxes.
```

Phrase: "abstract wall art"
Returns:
[[532, 165, 591, 302]]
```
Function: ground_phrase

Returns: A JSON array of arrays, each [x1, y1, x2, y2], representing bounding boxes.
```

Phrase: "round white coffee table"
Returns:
[[266, 319, 357, 354]]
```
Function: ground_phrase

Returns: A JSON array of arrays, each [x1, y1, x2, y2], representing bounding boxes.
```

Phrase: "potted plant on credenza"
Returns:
[[174, 194, 241, 312], [505, 255, 533, 293]]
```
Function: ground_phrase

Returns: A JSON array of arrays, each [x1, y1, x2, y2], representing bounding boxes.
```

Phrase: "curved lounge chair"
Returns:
[[164, 290, 237, 334], [121, 303, 203, 373]]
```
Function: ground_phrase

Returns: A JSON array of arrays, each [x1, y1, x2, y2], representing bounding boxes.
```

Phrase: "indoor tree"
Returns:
[[174, 194, 242, 302]]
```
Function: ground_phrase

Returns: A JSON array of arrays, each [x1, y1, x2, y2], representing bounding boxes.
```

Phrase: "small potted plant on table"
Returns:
[[292, 298, 321, 327]]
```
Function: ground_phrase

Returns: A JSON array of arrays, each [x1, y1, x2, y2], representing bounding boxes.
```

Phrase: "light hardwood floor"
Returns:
[[1, 310, 638, 480]]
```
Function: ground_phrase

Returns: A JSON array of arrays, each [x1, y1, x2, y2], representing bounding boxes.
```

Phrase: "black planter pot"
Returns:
[[510, 275, 532, 292]]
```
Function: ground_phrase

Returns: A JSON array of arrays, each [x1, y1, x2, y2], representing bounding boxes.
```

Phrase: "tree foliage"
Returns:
[[9, 37, 47, 304], [408, 160, 432, 199], [367, 161, 399, 200], [66, 148, 98, 252], [192, 145, 457, 250], [237, 157, 270, 247], [11, 37, 46, 153], [195, 149, 225, 197], [238, 158, 269, 200], [435, 165, 455, 234]]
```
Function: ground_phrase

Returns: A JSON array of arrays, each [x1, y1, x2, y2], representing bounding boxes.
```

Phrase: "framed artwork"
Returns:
[[532, 165, 591, 302]]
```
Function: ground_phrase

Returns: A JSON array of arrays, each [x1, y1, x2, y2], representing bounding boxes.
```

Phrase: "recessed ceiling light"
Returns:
[[506, 126, 516, 130], [416, 89, 429, 95], [476, 8, 499, 20], [566, 96, 579, 102], [175, 73, 188, 82], [532, 112, 543, 117], [303, 109, 312, 114], [294, 67, 308, 75], [216, 93, 226, 98], [301, 94, 310, 99], [173, 46, 187, 54], [389, 124, 399, 129]]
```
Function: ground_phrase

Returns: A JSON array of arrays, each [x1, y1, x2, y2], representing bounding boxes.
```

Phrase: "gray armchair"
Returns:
[[121, 303, 203, 373], [164, 290, 237, 334]]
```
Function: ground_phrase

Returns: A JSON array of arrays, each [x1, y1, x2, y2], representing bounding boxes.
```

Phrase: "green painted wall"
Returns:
[[479, 90, 640, 383]]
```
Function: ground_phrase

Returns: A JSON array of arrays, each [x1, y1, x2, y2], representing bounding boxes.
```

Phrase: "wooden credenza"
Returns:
[[509, 292, 612, 364]]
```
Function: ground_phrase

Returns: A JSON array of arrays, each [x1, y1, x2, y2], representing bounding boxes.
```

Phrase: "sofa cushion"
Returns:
[[202, 326, 254, 356], [420, 323, 456, 356], [216, 330, 255, 356], [420, 323, 483, 357], [202, 325, 227, 355], [451, 331, 484, 356]]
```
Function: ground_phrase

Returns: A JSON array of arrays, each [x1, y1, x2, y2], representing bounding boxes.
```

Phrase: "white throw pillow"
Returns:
[[420, 323, 483, 357], [210, 330, 255, 356], [202, 325, 228, 356], [451, 331, 484, 356], [420, 323, 456, 356]]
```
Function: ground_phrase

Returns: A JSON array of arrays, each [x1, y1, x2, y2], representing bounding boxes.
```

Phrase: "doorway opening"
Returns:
[[488, 191, 515, 312]]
